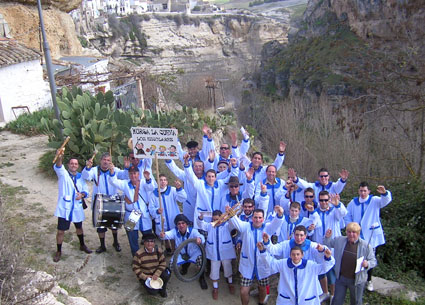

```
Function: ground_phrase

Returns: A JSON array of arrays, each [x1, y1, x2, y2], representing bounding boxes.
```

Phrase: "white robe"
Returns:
[[54, 164, 88, 222], [312, 202, 347, 243], [228, 213, 284, 279], [345, 192, 392, 248], [149, 186, 187, 233], [259, 252, 335, 305], [196, 218, 236, 261], [162, 227, 205, 265]]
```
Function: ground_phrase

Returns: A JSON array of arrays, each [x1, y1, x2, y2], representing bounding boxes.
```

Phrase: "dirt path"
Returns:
[[0, 131, 270, 305]]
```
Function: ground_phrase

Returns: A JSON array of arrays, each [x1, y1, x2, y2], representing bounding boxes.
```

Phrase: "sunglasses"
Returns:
[[304, 195, 314, 198], [229, 185, 239, 188], [319, 175, 329, 178], [220, 147, 230, 150], [319, 199, 329, 202]]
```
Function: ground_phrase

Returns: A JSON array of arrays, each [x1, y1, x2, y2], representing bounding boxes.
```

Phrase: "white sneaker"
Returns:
[[330, 295, 334, 304], [319, 292, 330, 302], [263, 294, 270, 304], [366, 280, 374, 291]]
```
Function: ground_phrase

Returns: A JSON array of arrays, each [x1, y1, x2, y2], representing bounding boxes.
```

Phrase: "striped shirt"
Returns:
[[132, 246, 166, 280]]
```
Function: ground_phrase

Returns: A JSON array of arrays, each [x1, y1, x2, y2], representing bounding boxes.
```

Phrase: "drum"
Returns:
[[93, 194, 125, 229]]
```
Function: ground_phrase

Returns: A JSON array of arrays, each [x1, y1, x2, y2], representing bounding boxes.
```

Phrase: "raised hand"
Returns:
[[274, 205, 284, 217], [86, 158, 93, 169], [230, 131, 237, 147], [316, 243, 324, 252], [279, 141, 287, 153], [339, 169, 349, 181], [324, 248, 332, 258], [262, 232, 270, 244], [325, 228, 332, 238], [261, 182, 267, 194], [202, 124, 212, 138], [208, 149, 215, 162], [305, 203, 314, 212], [123, 156, 130, 169], [183, 153, 190, 165], [109, 162, 115, 174], [377, 185, 387, 194], [143, 170, 150, 180], [245, 167, 254, 181], [257, 241, 264, 251], [287, 168, 297, 181], [330, 193, 340, 206]]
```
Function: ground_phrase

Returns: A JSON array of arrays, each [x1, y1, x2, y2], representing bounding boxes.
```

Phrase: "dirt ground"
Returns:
[[0, 130, 277, 305]]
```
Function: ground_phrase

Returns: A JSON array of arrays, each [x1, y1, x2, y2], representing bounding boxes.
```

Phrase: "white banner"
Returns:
[[131, 127, 179, 159]]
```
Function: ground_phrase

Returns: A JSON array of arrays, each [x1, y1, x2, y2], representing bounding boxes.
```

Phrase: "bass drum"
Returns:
[[92, 194, 125, 229]]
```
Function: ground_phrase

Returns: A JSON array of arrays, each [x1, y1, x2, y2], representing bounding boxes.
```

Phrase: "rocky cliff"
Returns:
[[245, 0, 425, 180], [87, 14, 289, 77], [1, 0, 81, 13], [302, 0, 424, 41], [0, 2, 82, 58]]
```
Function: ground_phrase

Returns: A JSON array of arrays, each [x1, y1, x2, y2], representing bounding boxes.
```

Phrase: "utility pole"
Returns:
[[37, 0, 62, 137]]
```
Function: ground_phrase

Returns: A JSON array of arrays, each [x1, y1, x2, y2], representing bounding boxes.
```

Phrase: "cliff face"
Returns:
[[1, 0, 81, 13], [259, 0, 424, 98], [249, 0, 425, 180], [88, 15, 289, 76], [0, 2, 82, 58], [303, 0, 424, 41]]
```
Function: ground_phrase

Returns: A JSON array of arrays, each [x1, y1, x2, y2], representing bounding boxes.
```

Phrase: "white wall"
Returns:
[[0, 60, 52, 123]]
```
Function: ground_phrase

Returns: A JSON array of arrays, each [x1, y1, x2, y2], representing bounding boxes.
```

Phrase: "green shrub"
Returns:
[[78, 36, 88, 48], [340, 179, 425, 283], [5, 108, 53, 136], [378, 179, 425, 279]]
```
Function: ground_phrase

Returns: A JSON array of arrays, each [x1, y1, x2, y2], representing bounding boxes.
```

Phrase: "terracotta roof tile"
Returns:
[[0, 39, 41, 68]]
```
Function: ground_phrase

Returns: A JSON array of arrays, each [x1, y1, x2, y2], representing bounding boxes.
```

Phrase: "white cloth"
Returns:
[[265, 238, 327, 262], [228, 213, 284, 280], [54, 164, 88, 222], [295, 177, 347, 202], [184, 163, 238, 224], [149, 186, 187, 233], [210, 259, 233, 281], [165, 159, 201, 222], [345, 192, 392, 248], [259, 252, 335, 305], [312, 202, 347, 243], [81, 165, 126, 205], [277, 215, 315, 242], [162, 227, 205, 265], [196, 218, 236, 261]]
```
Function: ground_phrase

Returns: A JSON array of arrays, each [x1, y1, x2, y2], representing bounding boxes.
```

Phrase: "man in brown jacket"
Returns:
[[132, 233, 171, 297]]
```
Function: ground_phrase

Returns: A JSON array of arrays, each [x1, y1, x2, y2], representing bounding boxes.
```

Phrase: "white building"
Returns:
[[0, 38, 51, 124]]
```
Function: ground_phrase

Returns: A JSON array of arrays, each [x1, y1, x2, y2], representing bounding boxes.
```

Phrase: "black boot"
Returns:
[[199, 272, 208, 290], [180, 262, 190, 275]]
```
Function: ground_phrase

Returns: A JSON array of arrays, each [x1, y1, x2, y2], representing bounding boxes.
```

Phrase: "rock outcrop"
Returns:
[[303, 0, 424, 41], [1, 0, 81, 13], [0, 2, 82, 58], [87, 14, 289, 77]]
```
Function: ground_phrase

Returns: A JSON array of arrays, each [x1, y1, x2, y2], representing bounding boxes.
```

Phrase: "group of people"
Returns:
[[53, 124, 393, 305]]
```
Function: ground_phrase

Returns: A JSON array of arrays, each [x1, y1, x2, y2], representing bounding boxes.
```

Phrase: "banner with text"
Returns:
[[131, 127, 179, 159]]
